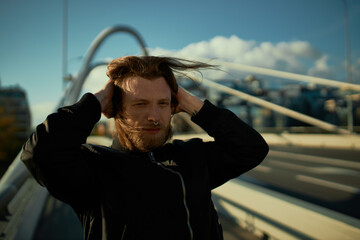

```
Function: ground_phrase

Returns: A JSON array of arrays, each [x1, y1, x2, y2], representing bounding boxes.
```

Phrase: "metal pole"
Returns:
[[343, 0, 352, 83], [211, 60, 360, 91], [342, 0, 354, 131], [347, 95, 354, 132], [62, 0, 68, 90]]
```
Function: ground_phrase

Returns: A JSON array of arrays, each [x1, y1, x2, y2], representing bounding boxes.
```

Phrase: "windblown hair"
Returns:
[[106, 56, 214, 150]]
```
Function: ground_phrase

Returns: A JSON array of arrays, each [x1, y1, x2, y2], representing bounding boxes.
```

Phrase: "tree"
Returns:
[[0, 106, 23, 175]]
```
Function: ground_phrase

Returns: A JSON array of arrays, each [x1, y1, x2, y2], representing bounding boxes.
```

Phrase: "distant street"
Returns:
[[241, 145, 360, 219]]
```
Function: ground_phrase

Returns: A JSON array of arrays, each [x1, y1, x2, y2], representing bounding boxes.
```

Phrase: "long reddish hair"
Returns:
[[106, 56, 213, 150]]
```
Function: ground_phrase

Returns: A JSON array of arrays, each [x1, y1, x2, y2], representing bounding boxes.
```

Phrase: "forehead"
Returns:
[[122, 76, 171, 100]]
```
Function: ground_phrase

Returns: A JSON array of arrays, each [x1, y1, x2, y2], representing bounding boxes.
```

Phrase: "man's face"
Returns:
[[121, 76, 173, 152]]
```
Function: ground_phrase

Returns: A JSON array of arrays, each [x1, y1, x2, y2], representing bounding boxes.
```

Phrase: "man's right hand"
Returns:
[[174, 87, 204, 117], [94, 79, 114, 118]]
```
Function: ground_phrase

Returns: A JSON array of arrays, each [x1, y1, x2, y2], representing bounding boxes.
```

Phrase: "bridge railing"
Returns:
[[213, 178, 360, 240], [181, 57, 360, 134], [0, 152, 29, 219]]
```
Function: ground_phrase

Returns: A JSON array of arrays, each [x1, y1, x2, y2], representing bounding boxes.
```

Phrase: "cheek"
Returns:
[[123, 110, 146, 126]]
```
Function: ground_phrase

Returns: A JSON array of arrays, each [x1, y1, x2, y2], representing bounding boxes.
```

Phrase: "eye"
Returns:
[[159, 101, 170, 107], [133, 102, 146, 107]]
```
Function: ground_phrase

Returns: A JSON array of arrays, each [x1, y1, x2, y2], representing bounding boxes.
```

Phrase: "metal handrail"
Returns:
[[178, 57, 360, 134], [213, 178, 360, 240], [213, 59, 360, 91], [0, 152, 30, 219], [189, 75, 352, 134]]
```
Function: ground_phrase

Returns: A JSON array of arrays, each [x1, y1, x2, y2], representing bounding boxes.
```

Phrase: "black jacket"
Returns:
[[21, 93, 268, 240]]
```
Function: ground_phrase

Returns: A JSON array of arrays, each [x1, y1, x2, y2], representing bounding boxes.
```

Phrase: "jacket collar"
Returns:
[[111, 136, 172, 162]]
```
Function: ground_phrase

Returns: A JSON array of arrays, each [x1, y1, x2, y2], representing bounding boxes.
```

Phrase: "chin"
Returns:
[[139, 128, 172, 151]]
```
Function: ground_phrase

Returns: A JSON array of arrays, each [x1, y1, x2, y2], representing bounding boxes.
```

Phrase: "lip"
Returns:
[[142, 128, 161, 134]]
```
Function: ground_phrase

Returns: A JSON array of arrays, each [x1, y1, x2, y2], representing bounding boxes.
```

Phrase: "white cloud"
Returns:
[[178, 36, 256, 62], [308, 55, 334, 78], [81, 36, 358, 88], [150, 35, 332, 80]]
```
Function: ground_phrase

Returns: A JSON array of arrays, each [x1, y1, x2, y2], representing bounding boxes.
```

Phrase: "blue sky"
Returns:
[[1, 0, 360, 127]]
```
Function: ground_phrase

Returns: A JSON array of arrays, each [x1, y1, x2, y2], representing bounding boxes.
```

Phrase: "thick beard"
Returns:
[[128, 124, 173, 152], [115, 118, 173, 152]]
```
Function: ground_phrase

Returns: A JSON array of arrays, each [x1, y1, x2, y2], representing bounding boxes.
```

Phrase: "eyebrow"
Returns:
[[159, 97, 171, 102], [131, 97, 171, 102]]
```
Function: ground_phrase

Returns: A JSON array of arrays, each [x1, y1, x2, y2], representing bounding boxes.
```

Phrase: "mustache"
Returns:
[[136, 123, 162, 130], [118, 119, 163, 133], [142, 122, 162, 128], [121, 124, 161, 133], [142, 125, 162, 129]]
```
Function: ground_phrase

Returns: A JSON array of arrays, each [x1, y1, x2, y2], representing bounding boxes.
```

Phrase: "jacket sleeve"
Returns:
[[21, 93, 101, 205], [191, 100, 269, 189]]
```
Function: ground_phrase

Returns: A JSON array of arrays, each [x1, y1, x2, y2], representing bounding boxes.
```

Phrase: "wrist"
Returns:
[[94, 91, 106, 111]]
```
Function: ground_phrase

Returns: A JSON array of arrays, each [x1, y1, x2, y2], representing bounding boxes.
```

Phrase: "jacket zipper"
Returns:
[[149, 151, 156, 163], [121, 225, 127, 240], [148, 152, 194, 240]]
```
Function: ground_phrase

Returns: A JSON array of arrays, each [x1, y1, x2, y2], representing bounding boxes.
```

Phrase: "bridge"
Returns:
[[1, 26, 360, 240]]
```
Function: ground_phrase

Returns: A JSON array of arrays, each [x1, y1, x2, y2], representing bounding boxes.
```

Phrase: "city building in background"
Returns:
[[175, 76, 360, 134], [0, 83, 31, 173]]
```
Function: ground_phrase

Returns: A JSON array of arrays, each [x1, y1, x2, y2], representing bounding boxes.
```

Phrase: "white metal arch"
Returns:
[[63, 25, 148, 106]]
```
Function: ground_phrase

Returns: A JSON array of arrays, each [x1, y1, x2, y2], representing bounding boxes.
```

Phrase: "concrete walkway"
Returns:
[[171, 132, 360, 150], [262, 133, 360, 149]]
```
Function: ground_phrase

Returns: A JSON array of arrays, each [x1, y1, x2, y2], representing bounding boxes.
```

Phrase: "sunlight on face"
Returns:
[[121, 76, 173, 151]]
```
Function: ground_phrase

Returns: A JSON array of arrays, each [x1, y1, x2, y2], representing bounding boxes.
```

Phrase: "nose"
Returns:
[[147, 105, 160, 123]]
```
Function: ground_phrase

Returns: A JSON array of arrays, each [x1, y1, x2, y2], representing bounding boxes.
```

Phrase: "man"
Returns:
[[21, 56, 269, 240]]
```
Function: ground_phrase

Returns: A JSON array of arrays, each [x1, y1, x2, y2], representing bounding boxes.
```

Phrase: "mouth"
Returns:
[[142, 128, 161, 134]]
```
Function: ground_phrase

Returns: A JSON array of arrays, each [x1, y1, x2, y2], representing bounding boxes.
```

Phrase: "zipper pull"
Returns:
[[149, 152, 156, 163]]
